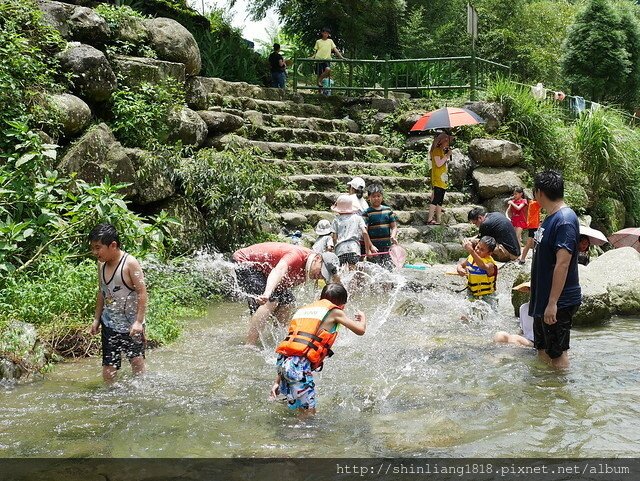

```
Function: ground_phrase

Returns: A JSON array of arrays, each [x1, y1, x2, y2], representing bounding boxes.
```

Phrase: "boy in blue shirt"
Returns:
[[529, 170, 581, 369], [363, 183, 398, 269]]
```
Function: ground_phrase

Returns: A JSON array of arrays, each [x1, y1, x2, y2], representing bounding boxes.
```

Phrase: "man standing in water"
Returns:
[[529, 171, 581, 369], [232, 242, 340, 345]]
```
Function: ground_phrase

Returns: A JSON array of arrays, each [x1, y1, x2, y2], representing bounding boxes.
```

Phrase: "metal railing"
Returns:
[[292, 56, 510, 99]]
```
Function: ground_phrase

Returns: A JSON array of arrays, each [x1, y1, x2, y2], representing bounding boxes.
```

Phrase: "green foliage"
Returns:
[[0, 122, 171, 276], [0, 254, 226, 357], [0, 0, 66, 147], [96, 4, 157, 58], [109, 79, 185, 148], [573, 108, 640, 224], [175, 147, 287, 251], [561, 0, 633, 103], [485, 78, 571, 172]]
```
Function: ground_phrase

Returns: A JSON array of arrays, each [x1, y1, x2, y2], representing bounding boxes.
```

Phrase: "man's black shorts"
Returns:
[[101, 324, 145, 370], [533, 305, 579, 359], [315, 61, 330, 76], [235, 264, 295, 314], [430, 186, 446, 206]]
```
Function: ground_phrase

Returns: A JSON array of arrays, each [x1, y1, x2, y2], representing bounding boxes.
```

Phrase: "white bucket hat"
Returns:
[[315, 219, 332, 235]]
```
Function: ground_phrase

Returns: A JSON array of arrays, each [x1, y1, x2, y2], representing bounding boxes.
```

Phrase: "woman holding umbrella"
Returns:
[[427, 131, 453, 225], [410, 107, 485, 226]]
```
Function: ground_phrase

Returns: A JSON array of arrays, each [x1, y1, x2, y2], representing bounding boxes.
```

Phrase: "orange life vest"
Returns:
[[275, 299, 339, 371]]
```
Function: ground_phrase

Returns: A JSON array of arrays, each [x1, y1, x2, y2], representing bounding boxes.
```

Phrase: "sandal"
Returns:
[[427, 219, 439, 225]]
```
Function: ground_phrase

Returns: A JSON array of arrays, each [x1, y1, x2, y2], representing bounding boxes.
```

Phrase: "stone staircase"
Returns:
[[189, 78, 481, 262]]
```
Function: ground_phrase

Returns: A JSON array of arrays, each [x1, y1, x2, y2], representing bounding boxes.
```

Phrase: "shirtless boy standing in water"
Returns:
[[89, 223, 148, 383]]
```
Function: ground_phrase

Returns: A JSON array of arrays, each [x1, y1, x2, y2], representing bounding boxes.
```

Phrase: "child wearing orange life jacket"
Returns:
[[270, 283, 366, 413]]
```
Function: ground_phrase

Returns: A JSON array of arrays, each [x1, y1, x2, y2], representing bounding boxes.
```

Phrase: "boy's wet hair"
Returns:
[[321, 26, 331, 33], [367, 183, 383, 195], [321, 283, 348, 306], [534, 170, 564, 201], [479, 235, 496, 252], [273, 43, 280, 50], [468, 206, 487, 221], [89, 223, 120, 247]]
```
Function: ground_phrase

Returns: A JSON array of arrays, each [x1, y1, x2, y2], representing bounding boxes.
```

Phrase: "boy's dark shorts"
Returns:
[[533, 305, 579, 359], [101, 325, 145, 370], [235, 264, 295, 314], [315, 62, 330, 76], [430, 186, 446, 206], [338, 252, 360, 266], [528, 228, 537, 237]]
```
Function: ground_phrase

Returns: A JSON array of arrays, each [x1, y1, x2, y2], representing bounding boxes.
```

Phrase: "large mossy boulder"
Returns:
[[448, 148, 473, 190], [111, 55, 186, 86], [144, 18, 201, 75], [197, 110, 245, 135], [48, 93, 92, 136], [167, 107, 208, 146], [37, 0, 74, 38], [469, 139, 523, 167], [581, 247, 640, 317], [125, 148, 176, 205], [472, 167, 526, 199], [463, 101, 505, 133], [57, 43, 117, 102], [58, 123, 137, 197], [68, 6, 111, 44]]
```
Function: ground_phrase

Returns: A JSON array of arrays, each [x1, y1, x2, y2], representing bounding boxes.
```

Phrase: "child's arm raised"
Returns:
[[463, 241, 496, 276], [329, 309, 366, 336]]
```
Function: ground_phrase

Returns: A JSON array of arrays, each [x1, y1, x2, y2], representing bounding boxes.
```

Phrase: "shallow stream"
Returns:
[[1, 265, 639, 457]]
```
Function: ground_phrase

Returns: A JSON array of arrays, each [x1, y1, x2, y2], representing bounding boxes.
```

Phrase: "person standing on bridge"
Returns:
[[312, 27, 344, 93]]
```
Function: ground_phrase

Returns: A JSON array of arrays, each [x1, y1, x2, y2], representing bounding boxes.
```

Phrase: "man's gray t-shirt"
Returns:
[[479, 212, 521, 256], [331, 214, 365, 257]]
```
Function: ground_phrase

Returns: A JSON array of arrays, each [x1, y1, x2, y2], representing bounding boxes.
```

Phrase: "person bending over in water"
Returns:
[[270, 283, 366, 414]]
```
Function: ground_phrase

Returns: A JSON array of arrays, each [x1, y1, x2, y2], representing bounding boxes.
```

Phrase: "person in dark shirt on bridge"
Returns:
[[268, 43, 287, 88]]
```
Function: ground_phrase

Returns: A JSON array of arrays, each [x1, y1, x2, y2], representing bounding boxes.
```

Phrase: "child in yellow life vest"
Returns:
[[270, 283, 366, 414], [457, 235, 498, 310]]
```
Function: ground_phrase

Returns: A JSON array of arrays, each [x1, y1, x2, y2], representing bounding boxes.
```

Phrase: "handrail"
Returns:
[[292, 55, 510, 98]]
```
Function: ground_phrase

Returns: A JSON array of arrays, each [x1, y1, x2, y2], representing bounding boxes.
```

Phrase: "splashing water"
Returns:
[[1, 257, 639, 457]]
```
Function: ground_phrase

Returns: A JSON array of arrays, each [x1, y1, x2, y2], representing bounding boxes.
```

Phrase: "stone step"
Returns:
[[281, 190, 468, 210], [260, 113, 359, 133], [208, 94, 333, 119], [398, 224, 477, 244], [242, 126, 381, 147], [278, 205, 481, 229], [205, 107, 359, 133], [265, 159, 416, 176], [288, 174, 428, 192], [187, 77, 304, 108], [210, 135, 402, 162]]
